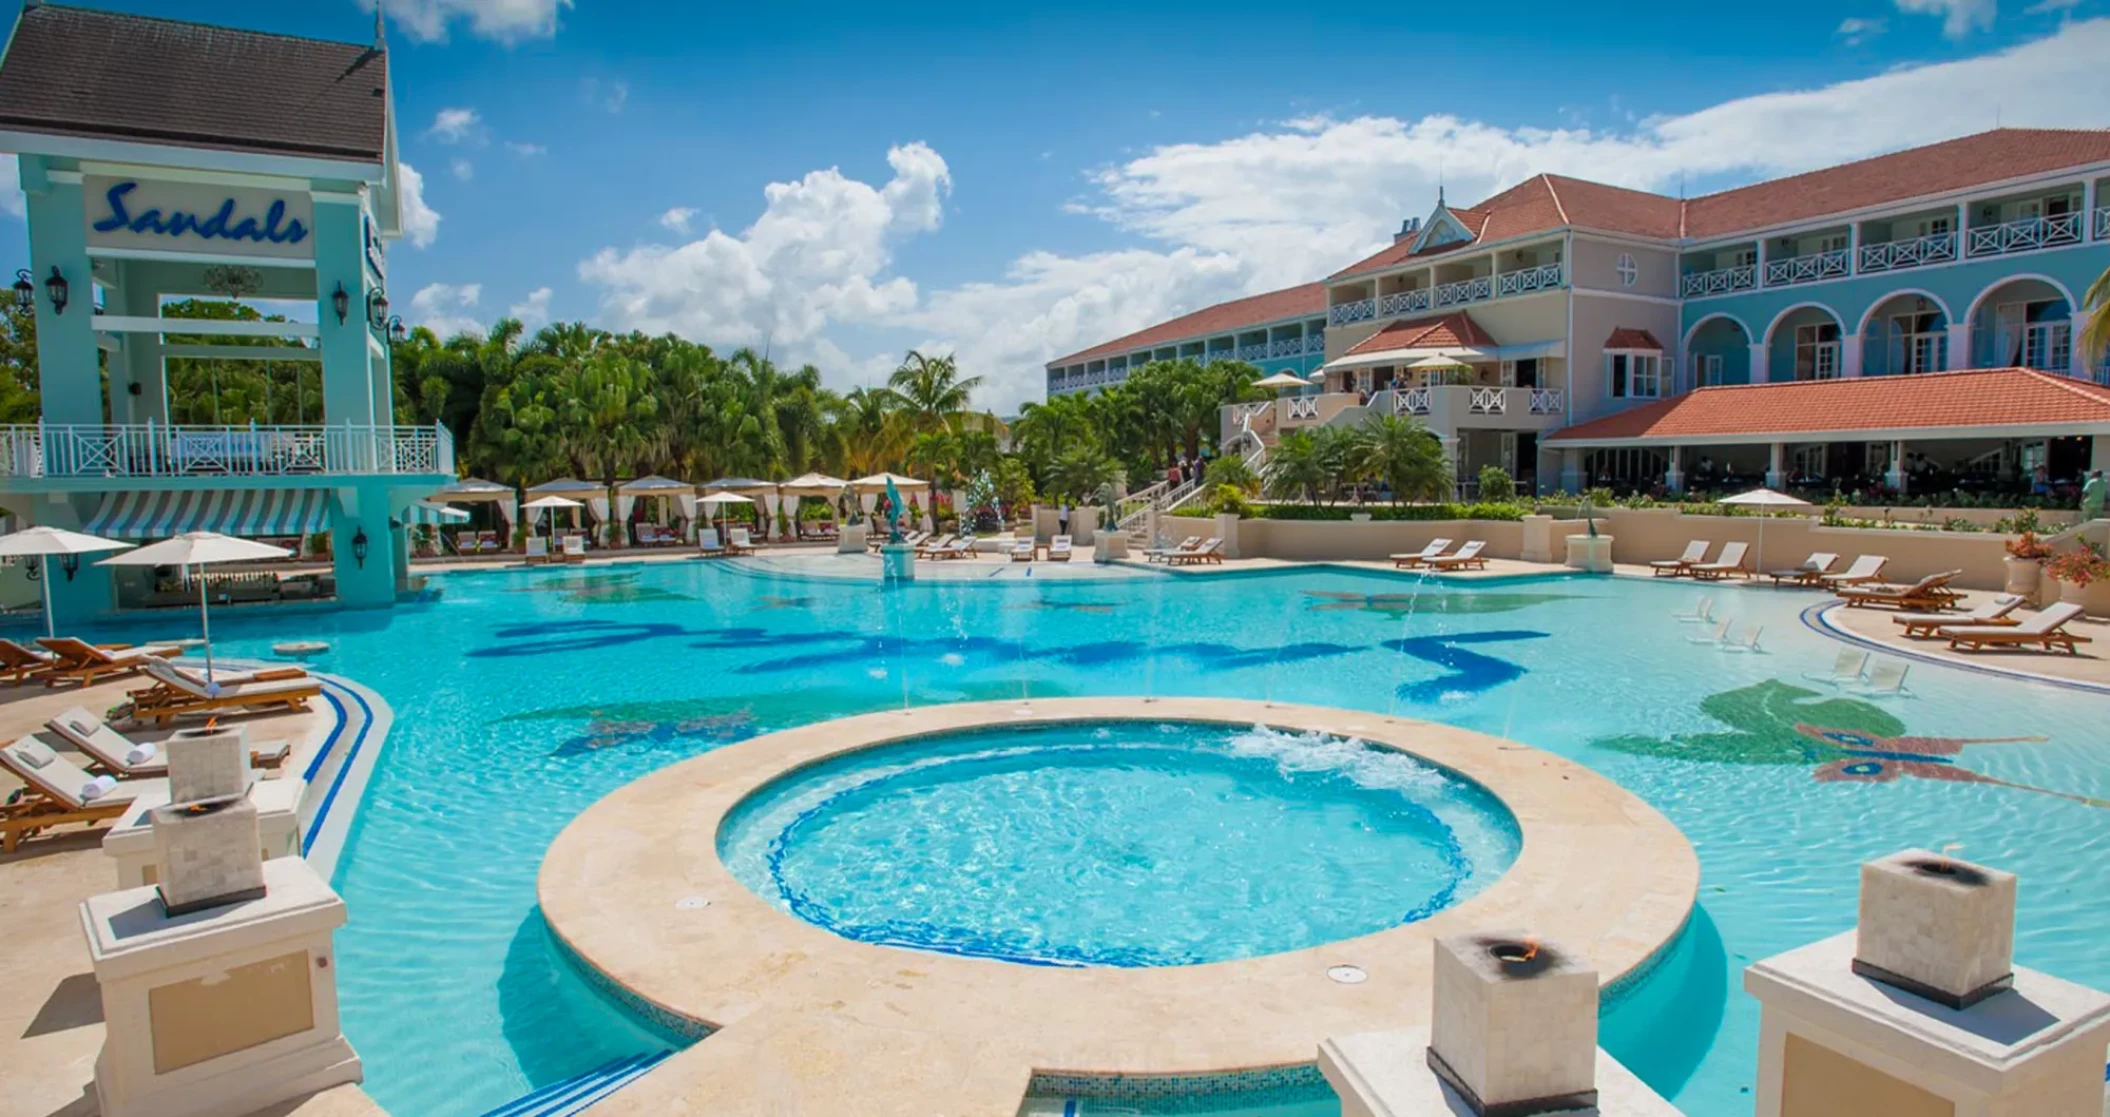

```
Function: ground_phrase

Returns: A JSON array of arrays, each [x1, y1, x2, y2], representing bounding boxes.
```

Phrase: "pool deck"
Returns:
[[542, 697, 1700, 1117], [1813, 590, 2110, 692], [0, 674, 385, 1117]]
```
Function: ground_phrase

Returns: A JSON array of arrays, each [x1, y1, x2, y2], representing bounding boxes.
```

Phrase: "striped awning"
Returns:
[[401, 500, 470, 525], [85, 489, 331, 539]]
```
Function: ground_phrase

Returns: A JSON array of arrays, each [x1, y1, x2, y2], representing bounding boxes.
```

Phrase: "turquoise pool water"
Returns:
[[719, 721, 1521, 967], [82, 558, 2110, 1116]]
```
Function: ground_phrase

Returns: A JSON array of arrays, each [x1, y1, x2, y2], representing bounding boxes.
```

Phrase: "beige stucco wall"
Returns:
[[1198, 516, 1526, 562], [1601, 508, 2014, 590], [1569, 236, 1678, 300], [1566, 291, 1685, 426]]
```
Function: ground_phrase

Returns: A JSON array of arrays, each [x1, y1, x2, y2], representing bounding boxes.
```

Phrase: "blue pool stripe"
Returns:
[[300, 678, 378, 854], [476, 1050, 673, 1117]]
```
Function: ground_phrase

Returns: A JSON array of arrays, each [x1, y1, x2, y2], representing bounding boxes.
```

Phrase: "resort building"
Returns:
[[0, 5, 449, 625], [1054, 128, 2110, 495], [1044, 283, 1329, 396]]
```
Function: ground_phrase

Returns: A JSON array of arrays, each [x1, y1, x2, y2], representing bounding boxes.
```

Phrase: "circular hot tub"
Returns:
[[718, 720, 1522, 967]]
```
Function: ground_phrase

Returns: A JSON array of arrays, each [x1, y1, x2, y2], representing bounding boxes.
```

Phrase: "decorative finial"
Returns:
[[374, 0, 387, 46]]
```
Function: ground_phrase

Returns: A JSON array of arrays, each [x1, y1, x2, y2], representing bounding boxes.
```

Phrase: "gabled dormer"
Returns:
[[1409, 189, 1481, 253]]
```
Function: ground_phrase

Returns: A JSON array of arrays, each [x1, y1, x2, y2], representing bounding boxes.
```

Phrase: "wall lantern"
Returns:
[[44, 267, 68, 315], [332, 282, 352, 325], [59, 553, 80, 582], [365, 289, 389, 330], [11, 270, 32, 314], [351, 528, 370, 569], [387, 315, 407, 344]]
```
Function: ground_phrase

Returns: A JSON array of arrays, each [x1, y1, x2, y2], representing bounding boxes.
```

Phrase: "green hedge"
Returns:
[[1172, 502, 1531, 522]]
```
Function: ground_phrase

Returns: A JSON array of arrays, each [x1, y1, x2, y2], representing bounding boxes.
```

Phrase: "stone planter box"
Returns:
[[1566, 534, 1613, 573], [2003, 557, 2041, 599], [2054, 576, 2110, 617]]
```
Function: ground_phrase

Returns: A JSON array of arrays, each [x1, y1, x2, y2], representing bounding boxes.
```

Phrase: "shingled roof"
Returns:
[[0, 4, 389, 163], [1048, 282, 1327, 367]]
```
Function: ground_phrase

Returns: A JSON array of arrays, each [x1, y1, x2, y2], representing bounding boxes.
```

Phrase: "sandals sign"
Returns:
[[84, 176, 316, 260]]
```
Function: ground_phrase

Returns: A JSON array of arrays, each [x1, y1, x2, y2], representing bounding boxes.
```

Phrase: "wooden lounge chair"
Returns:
[[0, 638, 57, 684], [124, 659, 322, 727], [1391, 538, 1454, 569], [1650, 540, 1708, 577], [1945, 602, 2091, 655], [46, 705, 290, 778], [1688, 542, 1750, 581], [478, 530, 502, 553], [1047, 535, 1074, 562], [1146, 536, 1201, 564], [453, 529, 479, 555], [1425, 540, 1489, 571], [876, 530, 928, 553], [1895, 594, 2024, 637], [914, 534, 956, 557], [524, 536, 552, 564], [1838, 570, 1963, 611], [1819, 555, 1888, 588], [929, 536, 979, 560], [1767, 553, 1840, 587], [561, 535, 588, 564], [696, 528, 728, 558], [1166, 538, 1224, 566], [725, 528, 757, 556], [1007, 539, 1035, 562], [0, 736, 155, 853], [33, 637, 182, 689]]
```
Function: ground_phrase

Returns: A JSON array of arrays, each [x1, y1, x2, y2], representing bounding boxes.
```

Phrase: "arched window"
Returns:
[[1615, 253, 1638, 288]]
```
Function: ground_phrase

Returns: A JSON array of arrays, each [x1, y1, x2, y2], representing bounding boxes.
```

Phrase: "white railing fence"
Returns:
[[1495, 262, 1563, 297], [1967, 212, 2084, 257], [0, 422, 454, 478], [1528, 388, 1565, 415], [1467, 387, 1507, 415], [1286, 396, 1320, 421], [1378, 289, 1432, 318], [1763, 248, 1850, 287], [1329, 299, 1376, 326], [1396, 387, 1431, 416], [2096, 207, 2110, 242], [1857, 232, 1956, 274], [1433, 276, 1495, 308], [1681, 265, 1756, 298]]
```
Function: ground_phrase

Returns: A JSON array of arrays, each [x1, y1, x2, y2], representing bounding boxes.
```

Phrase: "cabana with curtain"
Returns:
[[850, 473, 930, 533], [617, 476, 693, 546], [778, 473, 849, 541], [432, 478, 517, 554], [527, 479, 607, 546], [703, 478, 777, 538]]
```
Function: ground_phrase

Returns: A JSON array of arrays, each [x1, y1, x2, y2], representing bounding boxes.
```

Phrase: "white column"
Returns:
[[1841, 333, 1864, 378], [1559, 448, 1582, 493], [1887, 440, 1907, 495], [1766, 442, 1786, 490], [1665, 446, 1685, 493], [1945, 322, 1972, 371], [1748, 341, 1770, 384]]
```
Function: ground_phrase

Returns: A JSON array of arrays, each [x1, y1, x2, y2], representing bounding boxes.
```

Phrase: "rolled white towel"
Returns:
[[79, 774, 119, 802], [125, 741, 158, 766]]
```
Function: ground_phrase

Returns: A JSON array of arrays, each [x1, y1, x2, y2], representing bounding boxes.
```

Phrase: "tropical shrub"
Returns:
[[2046, 541, 2110, 587], [2006, 531, 2054, 561], [1476, 466, 1516, 502], [1203, 455, 1260, 495]]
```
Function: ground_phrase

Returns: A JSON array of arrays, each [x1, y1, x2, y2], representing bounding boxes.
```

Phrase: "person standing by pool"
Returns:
[[1058, 502, 1070, 536], [2083, 470, 2107, 522]]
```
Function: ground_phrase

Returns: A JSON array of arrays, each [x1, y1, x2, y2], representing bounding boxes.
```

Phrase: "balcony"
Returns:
[[1528, 388, 1565, 415], [1378, 289, 1432, 318], [1495, 262, 1564, 297], [1858, 232, 1956, 274], [1680, 265, 1756, 298], [1306, 334, 1326, 354], [1234, 343, 1271, 362], [1966, 212, 2083, 257], [1433, 276, 1494, 308], [0, 423, 455, 480], [1763, 248, 1850, 287], [1378, 386, 1564, 431], [2097, 206, 2110, 241], [1330, 298, 1376, 326], [1267, 337, 1305, 358]]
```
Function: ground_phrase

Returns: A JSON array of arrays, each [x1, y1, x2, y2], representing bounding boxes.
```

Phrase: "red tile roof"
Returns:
[[1326, 129, 2110, 280], [1546, 368, 2110, 444], [1048, 282, 1326, 367], [1342, 312, 1497, 357], [1604, 328, 1664, 350]]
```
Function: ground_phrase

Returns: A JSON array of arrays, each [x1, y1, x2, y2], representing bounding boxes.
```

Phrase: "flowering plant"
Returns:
[[2005, 531, 2054, 561], [2044, 542, 2110, 587]]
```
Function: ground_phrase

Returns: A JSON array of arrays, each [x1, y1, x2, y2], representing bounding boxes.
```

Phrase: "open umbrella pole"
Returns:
[[196, 563, 215, 681], [41, 557, 55, 641]]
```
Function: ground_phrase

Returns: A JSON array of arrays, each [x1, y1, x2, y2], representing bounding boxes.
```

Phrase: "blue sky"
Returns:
[[3, 0, 2108, 408]]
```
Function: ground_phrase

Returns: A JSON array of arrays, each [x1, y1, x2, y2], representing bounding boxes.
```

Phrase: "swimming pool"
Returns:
[[718, 720, 1521, 967], [111, 556, 2110, 1116]]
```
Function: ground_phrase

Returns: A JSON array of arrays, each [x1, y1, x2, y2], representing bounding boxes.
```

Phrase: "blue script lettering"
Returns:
[[91, 182, 309, 246]]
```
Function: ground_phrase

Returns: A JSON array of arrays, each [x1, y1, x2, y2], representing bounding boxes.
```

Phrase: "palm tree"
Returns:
[[1263, 430, 1332, 505], [1348, 413, 1453, 504], [1044, 446, 1123, 503], [885, 350, 983, 432], [2082, 264, 2110, 375]]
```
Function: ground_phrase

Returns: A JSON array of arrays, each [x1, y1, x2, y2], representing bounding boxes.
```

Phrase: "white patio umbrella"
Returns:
[[0, 526, 134, 639], [98, 531, 291, 682], [1718, 487, 1813, 576], [521, 494, 584, 539], [696, 491, 755, 538], [1251, 371, 1311, 390]]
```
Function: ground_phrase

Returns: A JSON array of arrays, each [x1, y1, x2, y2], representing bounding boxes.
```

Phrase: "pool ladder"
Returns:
[[476, 1050, 673, 1117]]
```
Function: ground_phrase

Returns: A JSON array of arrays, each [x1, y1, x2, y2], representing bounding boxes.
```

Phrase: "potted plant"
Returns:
[[2003, 530, 2054, 598], [2043, 541, 2110, 615]]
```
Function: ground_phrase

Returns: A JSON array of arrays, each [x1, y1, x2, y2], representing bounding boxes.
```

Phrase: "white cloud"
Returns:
[[582, 78, 628, 114], [576, 19, 2110, 410], [450, 158, 475, 182], [1836, 16, 1888, 43], [398, 162, 441, 249], [505, 141, 548, 157], [0, 154, 21, 217], [509, 287, 554, 328], [381, 0, 570, 44], [2026, 0, 2081, 12], [659, 206, 698, 234], [411, 282, 485, 338], [579, 142, 951, 351], [426, 107, 481, 144], [1894, 0, 1998, 36]]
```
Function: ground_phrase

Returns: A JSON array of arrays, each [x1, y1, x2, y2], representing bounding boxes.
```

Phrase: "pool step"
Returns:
[[477, 1050, 674, 1117]]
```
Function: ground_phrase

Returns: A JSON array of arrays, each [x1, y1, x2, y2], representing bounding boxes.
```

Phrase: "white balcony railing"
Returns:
[[1433, 276, 1494, 308], [1681, 265, 1756, 298], [1395, 387, 1431, 416], [1330, 298, 1376, 326], [1967, 212, 2084, 257], [1528, 388, 1565, 415], [1857, 232, 1956, 274], [1286, 397, 1320, 421], [0, 422, 454, 479], [2097, 206, 2110, 241], [1234, 344, 1270, 362], [1268, 338, 1303, 358], [1305, 334, 1327, 354], [1495, 262, 1564, 297], [1377, 289, 1432, 318], [1763, 248, 1851, 287], [1467, 387, 1506, 415]]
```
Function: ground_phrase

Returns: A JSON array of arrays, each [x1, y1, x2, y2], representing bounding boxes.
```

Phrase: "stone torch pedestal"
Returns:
[[880, 543, 916, 584], [1565, 534, 1614, 573], [103, 776, 304, 889]]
